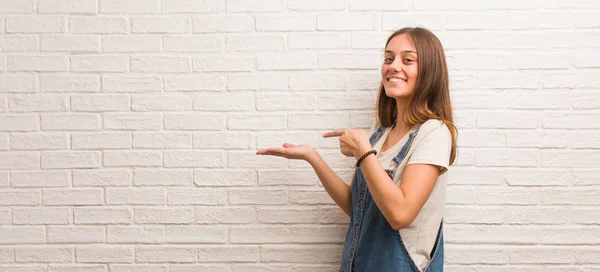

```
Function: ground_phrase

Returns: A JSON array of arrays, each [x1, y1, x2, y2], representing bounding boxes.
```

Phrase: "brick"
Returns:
[[15, 246, 73, 263], [100, 0, 160, 13], [572, 208, 600, 224], [165, 226, 227, 243], [193, 14, 254, 33], [164, 35, 224, 52], [39, 0, 96, 13], [227, 34, 285, 52], [10, 133, 68, 150], [0, 226, 45, 244], [198, 246, 259, 262], [227, 151, 287, 168], [228, 114, 286, 130], [134, 169, 193, 186], [11, 170, 68, 188], [102, 36, 162, 52], [288, 0, 346, 11], [318, 92, 375, 110], [8, 55, 68, 72], [13, 207, 70, 224], [259, 207, 347, 224], [317, 13, 378, 30], [43, 188, 103, 205], [445, 225, 540, 244], [69, 17, 128, 34], [71, 94, 129, 112], [102, 76, 161, 92], [447, 168, 504, 186], [256, 15, 316, 31], [48, 265, 106, 272], [228, 189, 288, 205], [0, 75, 36, 93], [41, 35, 100, 52], [170, 265, 229, 272], [383, 13, 444, 30], [0, 0, 35, 13], [318, 52, 379, 69], [131, 56, 191, 73], [194, 207, 256, 224], [193, 55, 254, 72], [288, 113, 350, 129], [42, 113, 101, 131], [289, 72, 346, 90], [503, 207, 569, 225], [510, 247, 573, 264], [76, 246, 134, 263], [164, 151, 223, 168], [0, 190, 40, 205], [508, 54, 571, 70], [539, 188, 600, 205], [107, 226, 165, 244], [72, 132, 131, 150], [350, 32, 388, 49], [47, 226, 104, 243], [0, 246, 13, 262], [573, 132, 600, 149], [73, 169, 132, 187], [506, 130, 568, 148], [476, 149, 539, 167], [477, 188, 540, 205], [194, 169, 255, 187], [573, 50, 600, 68], [163, 0, 225, 14], [193, 132, 252, 149], [541, 72, 600, 89], [447, 53, 506, 71], [133, 132, 191, 149], [193, 93, 254, 111], [104, 113, 162, 130], [260, 245, 341, 263], [258, 170, 318, 186], [543, 113, 600, 129], [164, 113, 225, 130], [41, 75, 100, 92], [478, 72, 539, 89], [132, 17, 190, 33], [350, 0, 408, 10], [0, 152, 39, 170], [445, 245, 509, 264], [6, 16, 66, 33], [256, 131, 319, 149], [227, 73, 287, 91], [476, 112, 540, 129], [74, 207, 132, 224], [71, 55, 127, 72], [445, 206, 504, 224], [42, 151, 101, 169], [230, 226, 288, 243], [2, 265, 47, 272], [257, 93, 316, 111], [9, 94, 66, 112], [106, 188, 166, 205], [573, 11, 600, 28], [227, 0, 284, 12], [508, 11, 571, 30], [288, 226, 346, 243], [288, 32, 348, 49], [257, 52, 316, 70], [109, 265, 168, 272], [132, 94, 193, 111], [164, 75, 225, 91], [0, 35, 37, 51], [136, 246, 196, 263], [456, 129, 504, 147], [167, 189, 227, 205], [135, 208, 194, 224], [290, 189, 335, 205]]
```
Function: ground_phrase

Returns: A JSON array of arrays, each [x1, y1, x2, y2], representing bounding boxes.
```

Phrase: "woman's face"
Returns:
[[381, 34, 418, 99]]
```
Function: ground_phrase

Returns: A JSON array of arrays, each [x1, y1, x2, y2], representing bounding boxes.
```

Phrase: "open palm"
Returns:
[[256, 143, 314, 160]]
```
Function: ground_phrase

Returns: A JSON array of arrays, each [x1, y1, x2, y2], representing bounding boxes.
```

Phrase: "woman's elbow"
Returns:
[[389, 213, 416, 231]]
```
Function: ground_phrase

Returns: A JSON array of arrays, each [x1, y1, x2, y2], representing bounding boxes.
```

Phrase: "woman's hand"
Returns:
[[256, 143, 316, 161], [323, 129, 372, 159]]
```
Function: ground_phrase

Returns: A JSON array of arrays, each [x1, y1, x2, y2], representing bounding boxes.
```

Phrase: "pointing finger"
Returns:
[[323, 130, 345, 138]]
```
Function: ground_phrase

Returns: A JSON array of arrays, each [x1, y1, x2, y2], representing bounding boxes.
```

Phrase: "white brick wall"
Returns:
[[0, 0, 598, 271]]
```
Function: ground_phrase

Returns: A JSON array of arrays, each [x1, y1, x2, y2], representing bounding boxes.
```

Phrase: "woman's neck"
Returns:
[[392, 98, 411, 133]]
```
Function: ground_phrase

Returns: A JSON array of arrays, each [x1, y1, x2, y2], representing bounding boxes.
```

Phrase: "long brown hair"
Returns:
[[376, 27, 458, 165]]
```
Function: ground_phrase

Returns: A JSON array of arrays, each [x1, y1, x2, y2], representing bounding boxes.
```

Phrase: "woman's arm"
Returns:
[[306, 150, 353, 216]]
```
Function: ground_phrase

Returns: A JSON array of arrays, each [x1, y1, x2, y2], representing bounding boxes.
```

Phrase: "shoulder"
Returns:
[[416, 119, 451, 142]]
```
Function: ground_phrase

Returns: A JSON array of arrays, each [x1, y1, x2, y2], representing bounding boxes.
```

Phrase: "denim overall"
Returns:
[[340, 126, 444, 272]]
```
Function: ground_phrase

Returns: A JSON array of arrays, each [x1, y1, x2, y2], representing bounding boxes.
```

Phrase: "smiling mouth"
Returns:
[[387, 77, 407, 83]]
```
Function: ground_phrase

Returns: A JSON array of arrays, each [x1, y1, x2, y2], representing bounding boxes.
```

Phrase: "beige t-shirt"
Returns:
[[366, 119, 452, 271]]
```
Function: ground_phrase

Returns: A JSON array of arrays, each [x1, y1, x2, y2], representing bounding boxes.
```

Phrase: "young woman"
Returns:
[[257, 27, 458, 272]]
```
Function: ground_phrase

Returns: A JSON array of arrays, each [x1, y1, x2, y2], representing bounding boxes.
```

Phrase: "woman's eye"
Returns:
[[403, 58, 413, 63], [384, 57, 393, 63]]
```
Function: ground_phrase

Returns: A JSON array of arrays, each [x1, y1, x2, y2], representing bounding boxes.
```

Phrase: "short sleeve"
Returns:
[[407, 121, 452, 175]]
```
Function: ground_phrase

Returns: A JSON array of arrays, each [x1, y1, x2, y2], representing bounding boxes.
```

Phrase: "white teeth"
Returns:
[[389, 78, 406, 83]]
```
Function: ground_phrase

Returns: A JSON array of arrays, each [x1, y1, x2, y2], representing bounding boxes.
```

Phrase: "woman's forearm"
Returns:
[[306, 150, 352, 216]]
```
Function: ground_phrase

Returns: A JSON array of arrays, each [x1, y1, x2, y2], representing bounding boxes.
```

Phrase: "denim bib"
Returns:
[[340, 126, 444, 272]]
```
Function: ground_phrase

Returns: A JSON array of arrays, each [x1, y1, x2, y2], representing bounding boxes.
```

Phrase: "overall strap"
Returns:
[[368, 126, 386, 146]]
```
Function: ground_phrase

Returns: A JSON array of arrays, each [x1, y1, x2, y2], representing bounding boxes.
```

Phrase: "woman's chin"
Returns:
[[384, 88, 412, 99]]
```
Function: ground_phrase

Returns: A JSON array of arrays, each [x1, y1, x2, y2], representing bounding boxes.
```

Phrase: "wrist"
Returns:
[[354, 145, 373, 160], [304, 147, 320, 164]]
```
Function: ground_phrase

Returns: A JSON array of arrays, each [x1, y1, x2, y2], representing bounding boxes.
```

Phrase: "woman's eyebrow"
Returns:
[[384, 50, 418, 54]]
